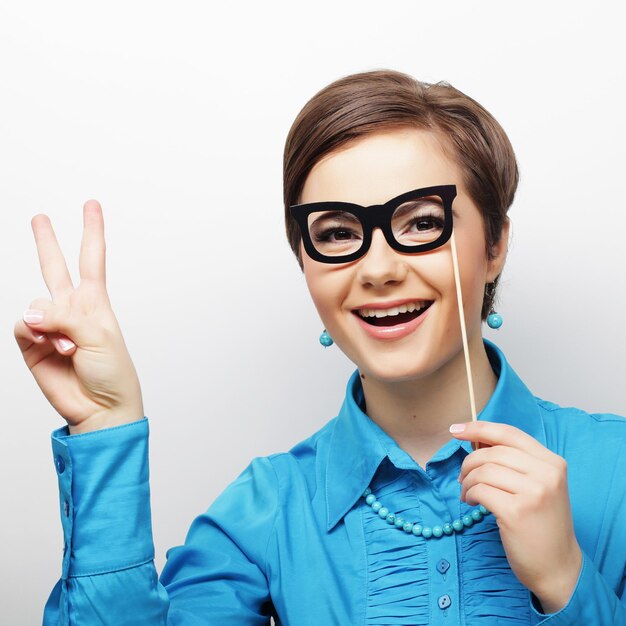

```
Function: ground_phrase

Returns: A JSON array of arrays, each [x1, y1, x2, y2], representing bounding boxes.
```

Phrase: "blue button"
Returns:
[[438, 594, 452, 609], [436, 558, 451, 574], [55, 454, 65, 474]]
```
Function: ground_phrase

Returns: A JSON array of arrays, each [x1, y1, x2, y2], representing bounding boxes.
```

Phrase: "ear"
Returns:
[[486, 218, 510, 282]]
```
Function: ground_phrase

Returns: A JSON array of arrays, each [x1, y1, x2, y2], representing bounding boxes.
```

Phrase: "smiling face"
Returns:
[[300, 127, 509, 383]]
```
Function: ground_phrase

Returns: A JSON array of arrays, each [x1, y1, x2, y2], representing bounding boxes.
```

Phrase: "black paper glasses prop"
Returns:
[[289, 185, 457, 264]]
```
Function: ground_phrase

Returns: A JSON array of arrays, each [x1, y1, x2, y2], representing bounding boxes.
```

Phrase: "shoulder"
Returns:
[[533, 399, 626, 547], [220, 416, 337, 500], [533, 396, 626, 461], [535, 396, 626, 430], [266, 416, 337, 485]]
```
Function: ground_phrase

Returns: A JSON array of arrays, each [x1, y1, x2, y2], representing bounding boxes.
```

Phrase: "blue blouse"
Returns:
[[44, 340, 626, 625]]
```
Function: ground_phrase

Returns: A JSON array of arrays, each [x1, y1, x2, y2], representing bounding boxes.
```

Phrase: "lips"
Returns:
[[353, 300, 434, 327], [350, 300, 434, 341]]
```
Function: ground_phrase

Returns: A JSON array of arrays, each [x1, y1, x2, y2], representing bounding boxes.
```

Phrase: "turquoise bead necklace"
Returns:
[[363, 487, 490, 539]]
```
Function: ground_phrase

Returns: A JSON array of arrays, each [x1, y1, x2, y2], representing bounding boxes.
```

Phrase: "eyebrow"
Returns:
[[393, 197, 445, 215], [292, 186, 458, 214], [309, 210, 361, 224]]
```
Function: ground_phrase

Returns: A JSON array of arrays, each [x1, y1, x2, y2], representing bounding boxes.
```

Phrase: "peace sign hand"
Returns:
[[14, 200, 144, 435]]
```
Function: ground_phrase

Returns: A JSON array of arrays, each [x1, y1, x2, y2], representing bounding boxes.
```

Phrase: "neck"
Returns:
[[360, 335, 497, 467]]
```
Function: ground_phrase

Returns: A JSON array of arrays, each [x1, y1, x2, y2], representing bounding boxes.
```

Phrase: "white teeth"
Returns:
[[357, 301, 429, 319]]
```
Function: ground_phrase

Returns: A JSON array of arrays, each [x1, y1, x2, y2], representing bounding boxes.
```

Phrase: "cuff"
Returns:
[[529, 549, 624, 624], [51, 418, 154, 579]]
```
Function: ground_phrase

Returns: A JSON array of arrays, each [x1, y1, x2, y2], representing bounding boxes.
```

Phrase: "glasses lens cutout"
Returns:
[[391, 196, 446, 246], [307, 210, 364, 257]]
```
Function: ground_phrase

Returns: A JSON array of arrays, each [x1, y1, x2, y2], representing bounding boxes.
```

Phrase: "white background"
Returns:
[[1, 1, 625, 623]]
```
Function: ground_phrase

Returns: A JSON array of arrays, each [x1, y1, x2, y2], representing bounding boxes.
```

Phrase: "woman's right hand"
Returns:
[[14, 200, 144, 435]]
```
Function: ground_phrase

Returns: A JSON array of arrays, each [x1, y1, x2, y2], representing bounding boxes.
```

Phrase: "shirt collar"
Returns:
[[324, 339, 547, 531]]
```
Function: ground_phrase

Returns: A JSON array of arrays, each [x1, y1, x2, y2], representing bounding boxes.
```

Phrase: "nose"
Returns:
[[356, 228, 408, 288]]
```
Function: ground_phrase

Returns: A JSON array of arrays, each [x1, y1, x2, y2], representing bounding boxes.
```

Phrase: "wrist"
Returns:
[[68, 407, 144, 435], [533, 545, 583, 614]]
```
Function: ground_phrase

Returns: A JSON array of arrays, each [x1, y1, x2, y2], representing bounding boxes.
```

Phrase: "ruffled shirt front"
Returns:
[[44, 340, 626, 625]]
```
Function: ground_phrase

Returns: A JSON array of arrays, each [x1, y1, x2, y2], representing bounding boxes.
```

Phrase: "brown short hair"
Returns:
[[283, 69, 519, 319]]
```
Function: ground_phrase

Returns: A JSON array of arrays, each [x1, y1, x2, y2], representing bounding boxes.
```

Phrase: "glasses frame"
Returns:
[[289, 184, 457, 264]]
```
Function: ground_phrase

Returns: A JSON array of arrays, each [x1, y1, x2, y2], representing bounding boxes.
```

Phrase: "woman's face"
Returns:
[[300, 128, 508, 383]]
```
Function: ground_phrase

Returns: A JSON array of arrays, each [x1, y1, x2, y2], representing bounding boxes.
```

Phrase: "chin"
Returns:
[[352, 345, 457, 384]]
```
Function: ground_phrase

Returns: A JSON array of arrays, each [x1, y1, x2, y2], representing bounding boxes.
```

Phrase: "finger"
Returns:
[[22, 299, 82, 346], [15, 319, 76, 360], [15, 318, 57, 371], [79, 200, 106, 285], [31, 214, 74, 300], [450, 421, 552, 461], [460, 463, 529, 502], [22, 297, 55, 327], [463, 482, 515, 517], [14, 319, 49, 353], [459, 445, 533, 483]]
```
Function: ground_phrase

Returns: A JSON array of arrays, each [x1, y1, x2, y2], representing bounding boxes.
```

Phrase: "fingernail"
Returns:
[[23, 309, 44, 324], [449, 423, 466, 434], [58, 338, 75, 352], [34, 333, 46, 341]]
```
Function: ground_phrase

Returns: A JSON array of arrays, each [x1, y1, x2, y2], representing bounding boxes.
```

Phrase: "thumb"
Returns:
[[48, 332, 78, 356]]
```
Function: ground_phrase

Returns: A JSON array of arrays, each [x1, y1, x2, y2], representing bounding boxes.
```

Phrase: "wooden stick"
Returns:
[[450, 230, 479, 451]]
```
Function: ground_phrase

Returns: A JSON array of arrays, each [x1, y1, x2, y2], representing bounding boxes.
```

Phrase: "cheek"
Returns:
[[302, 251, 348, 322], [455, 234, 490, 311], [405, 251, 454, 296], [411, 236, 488, 318]]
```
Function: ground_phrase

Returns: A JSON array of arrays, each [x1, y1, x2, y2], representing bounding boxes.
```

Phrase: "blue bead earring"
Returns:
[[485, 282, 503, 329], [319, 329, 334, 347], [487, 311, 503, 329]]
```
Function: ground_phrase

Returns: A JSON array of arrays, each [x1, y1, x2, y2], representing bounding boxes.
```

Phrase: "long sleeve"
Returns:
[[524, 409, 626, 625], [44, 418, 278, 625], [528, 550, 626, 625]]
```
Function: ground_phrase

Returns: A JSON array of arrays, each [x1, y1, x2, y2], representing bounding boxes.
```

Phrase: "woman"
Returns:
[[16, 70, 626, 625]]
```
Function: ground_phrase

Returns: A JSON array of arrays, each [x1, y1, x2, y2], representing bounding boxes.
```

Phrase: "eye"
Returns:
[[313, 226, 360, 242], [408, 214, 445, 232], [392, 198, 446, 244], [308, 211, 363, 249]]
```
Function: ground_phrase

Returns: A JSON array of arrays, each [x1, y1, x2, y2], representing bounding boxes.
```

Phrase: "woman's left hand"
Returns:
[[451, 421, 583, 614]]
